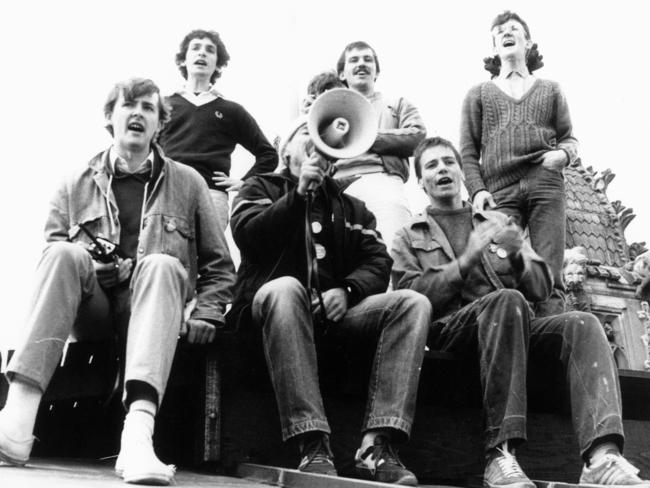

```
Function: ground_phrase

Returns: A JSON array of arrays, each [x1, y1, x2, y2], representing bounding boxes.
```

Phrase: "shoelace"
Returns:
[[362, 438, 403, 475], [601, 454, 639, 478], [300, 437, 333, 467], [495, 444, 526, 478]]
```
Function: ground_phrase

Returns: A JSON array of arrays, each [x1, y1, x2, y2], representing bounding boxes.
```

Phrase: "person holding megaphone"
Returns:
[[228, 119, 431, 486]]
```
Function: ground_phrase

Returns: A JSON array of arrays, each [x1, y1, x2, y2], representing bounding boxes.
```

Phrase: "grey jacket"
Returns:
[[334, 93, 426, 182], [44, 146, 235, 324], [391, 206, 553, 321]]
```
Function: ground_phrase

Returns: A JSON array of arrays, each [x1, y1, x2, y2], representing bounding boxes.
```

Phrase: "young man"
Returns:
[[229, 122, 431, 485], [158, 29, 278, 231], [392, 136, 649, 488], [333, 41, 426, 252], [0, 78, 235, 485], [460, 11, 577, 316]]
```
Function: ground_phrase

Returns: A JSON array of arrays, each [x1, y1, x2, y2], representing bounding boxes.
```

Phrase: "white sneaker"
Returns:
[[115, 442, 176, 486], [0, 427, 33, 466], [580, 452, 650, 487], [484, 444, 535, 488]]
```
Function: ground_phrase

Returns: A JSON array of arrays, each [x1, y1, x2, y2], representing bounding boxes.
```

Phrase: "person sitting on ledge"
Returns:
[[391, 136, 650, 488], [0, 77, 234, 486]]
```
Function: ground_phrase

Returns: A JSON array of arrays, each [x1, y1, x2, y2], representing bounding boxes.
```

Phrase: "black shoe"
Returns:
[[297, 433, 338, 476], [354, 435, 418, 485]]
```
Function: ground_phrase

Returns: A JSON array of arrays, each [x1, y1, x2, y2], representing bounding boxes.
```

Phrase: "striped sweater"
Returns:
[[460, 79, 578, 198]]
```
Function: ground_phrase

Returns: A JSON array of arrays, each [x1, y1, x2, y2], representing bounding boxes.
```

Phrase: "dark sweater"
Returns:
[[460, 79, 578, 198], [159, 95, 278, 190]]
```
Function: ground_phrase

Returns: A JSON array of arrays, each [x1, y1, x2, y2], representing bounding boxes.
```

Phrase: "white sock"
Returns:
[[589, 442, 619, 466]]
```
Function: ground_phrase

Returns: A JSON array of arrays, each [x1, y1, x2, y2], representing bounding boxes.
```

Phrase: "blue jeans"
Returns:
[[7, 242, 189, 405], [492, 164, 566, 316], [251, 276, 431, 441], [431, 289, 624, 456]]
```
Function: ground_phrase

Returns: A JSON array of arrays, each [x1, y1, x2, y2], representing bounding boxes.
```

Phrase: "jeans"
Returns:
[[430, 289, 624, 456], [7, 242, 189, 405], [209, 189, 230, 232], [491, 164, 566, 316], [251, 276, 431, 441], [344, 173, 411, 253], [210, 189, 240, 269]]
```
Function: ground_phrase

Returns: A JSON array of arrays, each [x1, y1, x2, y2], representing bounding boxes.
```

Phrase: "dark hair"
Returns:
[[307, 70, 345, 97], [103, 78, 171, 137], [413, 136, 462, 180], [491, 10, 531, 40], [336, 41, 381, 81], [485, 11, 544, 77], [175, 29, 230, 83]]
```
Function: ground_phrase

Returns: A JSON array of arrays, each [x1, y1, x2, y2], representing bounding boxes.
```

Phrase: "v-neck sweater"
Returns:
[[158, 94, 278, 190], [460, 78, 578, 198]]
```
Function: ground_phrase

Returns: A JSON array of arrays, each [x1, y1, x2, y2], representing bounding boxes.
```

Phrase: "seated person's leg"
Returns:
[[429, 289, 534, 488], [0, 241, 107, 465], [531, 312, 649, 486], [115, 254, 188, 485], [252, 276, 334, 475], [339, 289, 430, 486]]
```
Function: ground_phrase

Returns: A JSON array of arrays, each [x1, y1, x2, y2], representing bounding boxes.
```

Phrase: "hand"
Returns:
[[540, 150, 567, 171], [181, 318, 218, 344], [212, 171, 243, 192], [297, 153, 329, 196], [472, 190, 496, 212], [312, 287, 348, 323], [495, 223, 525, 271], [458, 219, 501, 274], [94, 257, 133, 288], [496, 224, 524, 257]]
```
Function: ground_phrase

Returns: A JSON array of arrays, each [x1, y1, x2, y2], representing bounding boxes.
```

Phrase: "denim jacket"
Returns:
[[44, 146, 235, 324], [391, 205, 553, 321]]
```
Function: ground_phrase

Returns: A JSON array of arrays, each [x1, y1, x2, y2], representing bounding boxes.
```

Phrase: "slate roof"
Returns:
[[565, 160, 630, 268]]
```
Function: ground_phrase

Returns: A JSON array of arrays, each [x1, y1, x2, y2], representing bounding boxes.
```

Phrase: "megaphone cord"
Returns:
[[305, 191, 327, 328]]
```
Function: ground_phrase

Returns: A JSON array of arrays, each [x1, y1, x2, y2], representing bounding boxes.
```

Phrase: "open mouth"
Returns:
[[503, 38, 515, 47], [127, 122, 144, 133], [195, 59, 207, 66], [437, 176, 453, 185]]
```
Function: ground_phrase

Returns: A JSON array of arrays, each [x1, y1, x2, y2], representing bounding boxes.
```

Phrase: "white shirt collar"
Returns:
[[109, 146, 154, 175]]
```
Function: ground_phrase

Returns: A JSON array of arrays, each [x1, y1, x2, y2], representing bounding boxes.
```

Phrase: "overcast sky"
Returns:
[[1, 0, 648, 349]]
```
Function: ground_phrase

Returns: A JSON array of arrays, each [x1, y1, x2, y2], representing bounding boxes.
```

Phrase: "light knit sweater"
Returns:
[[460, 79, 578, 198]]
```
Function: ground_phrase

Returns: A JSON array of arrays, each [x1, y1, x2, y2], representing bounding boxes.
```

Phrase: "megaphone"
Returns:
[[307, 88, 378, 160]]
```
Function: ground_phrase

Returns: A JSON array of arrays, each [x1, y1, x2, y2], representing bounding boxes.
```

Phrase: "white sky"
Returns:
[[1, 0, 649, 349]]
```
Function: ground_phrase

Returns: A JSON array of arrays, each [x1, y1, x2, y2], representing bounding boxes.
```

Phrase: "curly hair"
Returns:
[[336, 41, 381, 81], [484, 11, 544, 77], [103, 78, 171, 137], [175, 29, 230, 83], [413, 136, 462, 180]]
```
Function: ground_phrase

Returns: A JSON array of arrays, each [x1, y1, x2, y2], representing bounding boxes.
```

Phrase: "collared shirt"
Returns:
[[176, 85, 223, 107], [109, 146, 154, 176], [494, 70, 536, 100]]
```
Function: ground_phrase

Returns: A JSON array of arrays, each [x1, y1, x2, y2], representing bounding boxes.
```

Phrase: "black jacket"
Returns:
[[228, 168, 392, 330]]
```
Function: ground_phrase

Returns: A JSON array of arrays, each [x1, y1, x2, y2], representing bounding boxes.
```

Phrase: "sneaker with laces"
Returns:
[[297, 434, 337, 476], [354, 435, 418, 486], [484, 443, 535, 488], [580, 452, 650, 487]]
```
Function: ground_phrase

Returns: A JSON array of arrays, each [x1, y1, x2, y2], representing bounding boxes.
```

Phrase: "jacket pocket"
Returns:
[[160, 215, 195, 266], [68, 213, 108, 243]]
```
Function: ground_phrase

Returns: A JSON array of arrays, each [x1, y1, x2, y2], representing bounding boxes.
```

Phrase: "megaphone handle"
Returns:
[[304, 193, 327, 326]]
